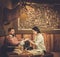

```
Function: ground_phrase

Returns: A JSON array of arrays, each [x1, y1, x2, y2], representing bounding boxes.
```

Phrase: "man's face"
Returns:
[[10, 29, 15, 35]]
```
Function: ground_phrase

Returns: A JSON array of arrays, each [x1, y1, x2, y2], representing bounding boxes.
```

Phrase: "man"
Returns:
[[1, 28, 20, 57], [6, 28, 20, 46], [2, 28, 21, 54], [6, 28, 31, 51]]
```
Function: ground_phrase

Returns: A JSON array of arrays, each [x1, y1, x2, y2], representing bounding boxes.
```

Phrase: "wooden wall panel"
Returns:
[[0, 33, 60, 52], [15, 33, 60, 52], [43, 33, 60, 52], [43, 33, 52, 52], [53, 34, 60, 51]]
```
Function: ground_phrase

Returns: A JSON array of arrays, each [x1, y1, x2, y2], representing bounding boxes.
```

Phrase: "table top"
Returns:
[[7, 50, 42, 57]]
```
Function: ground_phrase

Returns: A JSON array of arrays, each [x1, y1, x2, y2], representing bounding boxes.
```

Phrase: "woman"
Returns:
[[28, 26, 46, 55]]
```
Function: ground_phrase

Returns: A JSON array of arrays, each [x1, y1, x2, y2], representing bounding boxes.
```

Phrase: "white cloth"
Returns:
[[20, 41, 25, 46]]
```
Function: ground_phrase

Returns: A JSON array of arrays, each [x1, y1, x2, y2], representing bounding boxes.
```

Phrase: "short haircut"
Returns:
[[32, 26, 41, 33], [8, 28, 14, 32]]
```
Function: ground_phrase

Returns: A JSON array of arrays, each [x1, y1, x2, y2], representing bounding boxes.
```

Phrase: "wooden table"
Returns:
[[7, 52, 42, 57], [7, 52, 54, 57]]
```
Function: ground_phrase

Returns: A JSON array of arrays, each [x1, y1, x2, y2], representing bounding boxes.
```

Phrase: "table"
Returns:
[[7, 52, 54, 57], [7, 51, 42, 57]]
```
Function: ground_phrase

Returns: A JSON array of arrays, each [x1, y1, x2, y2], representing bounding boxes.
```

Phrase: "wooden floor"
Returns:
[[52, 52, 60, 57]]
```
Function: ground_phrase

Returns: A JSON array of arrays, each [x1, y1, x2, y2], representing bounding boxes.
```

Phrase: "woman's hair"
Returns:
[[8, 28, 14, 32], [32, 26, 41, 33]]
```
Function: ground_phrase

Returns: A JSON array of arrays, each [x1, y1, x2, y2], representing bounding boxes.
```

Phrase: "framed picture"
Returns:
[[13, 4, 60, 33]]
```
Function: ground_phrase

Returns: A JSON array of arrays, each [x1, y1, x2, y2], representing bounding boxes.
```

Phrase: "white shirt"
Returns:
[[34, 33, 46, 52]]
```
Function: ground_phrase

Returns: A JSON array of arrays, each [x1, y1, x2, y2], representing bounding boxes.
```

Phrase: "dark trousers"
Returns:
[[1, 45, 15, 57]]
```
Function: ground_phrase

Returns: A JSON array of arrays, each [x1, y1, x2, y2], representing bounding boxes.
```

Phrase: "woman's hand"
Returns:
[[24, 38, 30, 41]]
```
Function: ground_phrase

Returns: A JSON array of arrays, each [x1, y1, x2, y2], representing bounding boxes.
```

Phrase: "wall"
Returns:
[[1, 4, 60, 35]]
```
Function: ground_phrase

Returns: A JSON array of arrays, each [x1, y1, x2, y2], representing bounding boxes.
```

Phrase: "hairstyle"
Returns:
[[32, 26, 41, 33], [8, 28, 14, 32]]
